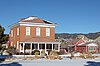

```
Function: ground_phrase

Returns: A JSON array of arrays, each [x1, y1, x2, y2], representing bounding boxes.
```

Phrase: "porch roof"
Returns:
[[77, 42, 98, 46], [20, 41, 61, 44]]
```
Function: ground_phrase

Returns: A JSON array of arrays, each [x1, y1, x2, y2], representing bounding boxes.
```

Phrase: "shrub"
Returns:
[[49, 51, 58, 56], [47, 49, 52, 55], [35, 52, 39, 55], [81, 52, 94, 59], [40, 50, 46, 58], [33, 50, 40, 55], [6, 46, 17, 55], [48, 51, 59, 60], [34, 51, 40, 59]]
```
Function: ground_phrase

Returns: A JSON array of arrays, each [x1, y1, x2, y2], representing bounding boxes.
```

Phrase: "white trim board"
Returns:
[[20, 42, 60, 44], [20, 24, 55, 27], [87, 43, 98, 46]]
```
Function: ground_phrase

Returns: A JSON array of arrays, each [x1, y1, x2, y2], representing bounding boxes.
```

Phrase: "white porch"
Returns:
[[19, 42, 60, 55]]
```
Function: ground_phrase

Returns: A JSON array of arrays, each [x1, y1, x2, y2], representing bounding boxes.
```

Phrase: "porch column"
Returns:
[[30, 43, 32, 54], [38, 43, 39, 50], [58, 43, 60, 52], [45, 43, 46, 53], [20, 43, 21, 52], [23, 43, 25, 53], [52, 43, 53, 50]]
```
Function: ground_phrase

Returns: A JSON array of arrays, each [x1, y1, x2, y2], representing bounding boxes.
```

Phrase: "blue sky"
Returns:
[[0, 0, 100, 34]]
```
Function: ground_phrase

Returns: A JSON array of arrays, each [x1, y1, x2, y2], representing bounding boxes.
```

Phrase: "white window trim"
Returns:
[[26, 27, 30, 36], [36, 27, 40, 36], [46, 28, 50, 37], [17, 28, 19, 36], [88, 46, 95, 52], [11, 30, 13, 37]]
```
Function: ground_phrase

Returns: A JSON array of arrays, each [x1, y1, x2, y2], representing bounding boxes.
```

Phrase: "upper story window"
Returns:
[[46, 28, 50, 37], [11, 30, 13, 37], [17, 28, 19, 36], [36, 27, 40, 36], [26, 27, 30, 36]]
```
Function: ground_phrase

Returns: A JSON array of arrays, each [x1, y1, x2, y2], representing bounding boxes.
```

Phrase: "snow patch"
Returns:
[[87, 43, 98, 46], [25, 17, 38, 20]]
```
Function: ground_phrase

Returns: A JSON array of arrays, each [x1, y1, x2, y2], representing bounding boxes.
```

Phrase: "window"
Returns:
[[36, 27, 40, 36], [26, 27, 30, 36], [11, 30, 13, 37], [17, 28, 19, 36], [25, 43, 30, 49], [47, 44, 52, 49], [17, 41, 19, 49], [54, 44, 58, 50], [46, 28, 50, 36], [34, 44, 38, 49], [89, 47, 95, 52]]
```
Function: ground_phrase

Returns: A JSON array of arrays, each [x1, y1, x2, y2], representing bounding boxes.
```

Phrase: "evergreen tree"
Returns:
[[0, 24, 9, 50]]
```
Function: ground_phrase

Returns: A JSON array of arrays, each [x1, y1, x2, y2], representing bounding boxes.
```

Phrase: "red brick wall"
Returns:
[[19, 26, 55, 42], [9, 26, 20, 47], [9, 26, 55, 48]]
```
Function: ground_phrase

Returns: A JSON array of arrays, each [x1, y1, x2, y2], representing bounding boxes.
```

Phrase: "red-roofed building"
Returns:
[[8, 16, 60, 54], [76, 42, 98, 53], [68, 38, 98, 53]]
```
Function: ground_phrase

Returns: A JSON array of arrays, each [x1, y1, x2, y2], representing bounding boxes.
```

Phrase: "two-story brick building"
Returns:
[[8, 16, 60, 54]]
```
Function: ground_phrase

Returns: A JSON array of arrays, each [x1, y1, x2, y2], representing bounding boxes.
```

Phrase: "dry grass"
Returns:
[[47, 51, 62, 60]]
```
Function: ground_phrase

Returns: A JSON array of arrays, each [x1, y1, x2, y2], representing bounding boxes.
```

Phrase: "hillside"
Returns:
[[55, 32, 100, 39]]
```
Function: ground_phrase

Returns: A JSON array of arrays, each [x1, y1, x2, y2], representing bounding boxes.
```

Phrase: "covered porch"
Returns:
[[19, 42, 60, 55]]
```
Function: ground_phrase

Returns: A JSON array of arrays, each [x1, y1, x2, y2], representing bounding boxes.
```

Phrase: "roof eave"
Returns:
[[8, 22, 19, 29], [19, 21, 57, 27]]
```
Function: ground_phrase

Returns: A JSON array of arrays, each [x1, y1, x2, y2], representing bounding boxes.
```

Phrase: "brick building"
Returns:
[[8, 16, 60, 54]]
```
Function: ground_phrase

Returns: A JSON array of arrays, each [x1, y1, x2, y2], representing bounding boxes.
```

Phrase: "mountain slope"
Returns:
[[55, 32, 100, 39]]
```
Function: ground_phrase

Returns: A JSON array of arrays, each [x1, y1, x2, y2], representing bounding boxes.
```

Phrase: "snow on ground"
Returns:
[[0, 58, 100, 66]]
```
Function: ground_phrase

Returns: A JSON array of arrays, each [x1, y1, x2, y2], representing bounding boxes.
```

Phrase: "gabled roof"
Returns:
[[70, 39, 80, 45], [20, 16, 53, 24], [77, 42, 98, 46], [76, 35, 90, 41], [67, 38, 85, 45], [9, 16, 56, 29], [76, 39, 85, 45]]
